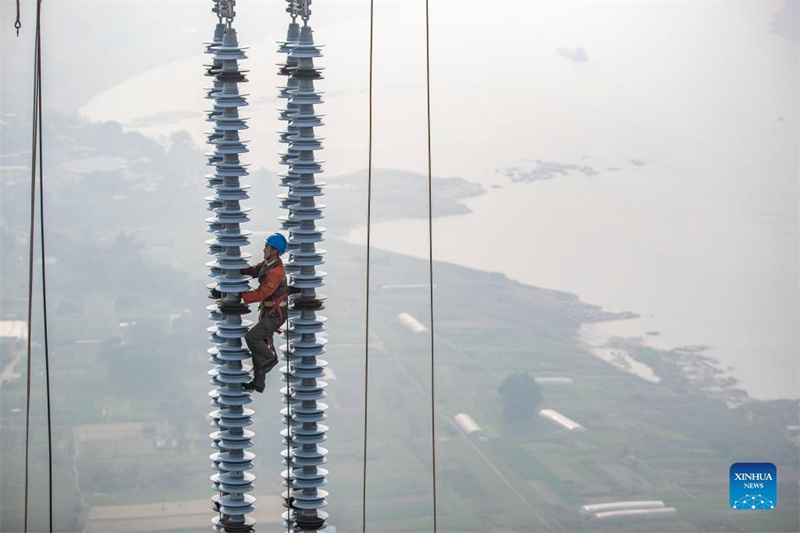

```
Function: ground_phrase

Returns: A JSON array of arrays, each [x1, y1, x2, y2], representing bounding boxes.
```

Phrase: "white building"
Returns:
[[0, 321, 27, 341], [538, 409, 585, 432], [397, 312, 427, 334], [591, 508, 677, 522], [0, 321, 27, 384], [580, 500, 664, 516], [534, 377, 574, 388], [454, 413, 484, 438]]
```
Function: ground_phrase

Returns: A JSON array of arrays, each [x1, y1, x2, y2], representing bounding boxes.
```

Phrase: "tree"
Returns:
[[497, 372, 543, 423]]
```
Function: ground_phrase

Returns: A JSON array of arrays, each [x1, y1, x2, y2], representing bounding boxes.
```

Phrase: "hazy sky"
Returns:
[[2, 1, 797, 398], [5, 1, 795, 179]]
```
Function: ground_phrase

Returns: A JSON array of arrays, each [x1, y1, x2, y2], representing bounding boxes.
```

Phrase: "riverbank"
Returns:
[[580, 320, 751, 409]]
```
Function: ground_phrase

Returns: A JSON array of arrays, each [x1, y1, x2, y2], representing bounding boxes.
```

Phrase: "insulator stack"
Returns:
[[204, 25, 258, 533], [277, 21, 331, 532], [204, 22, 226, 273], [278, 22, 302, 174]]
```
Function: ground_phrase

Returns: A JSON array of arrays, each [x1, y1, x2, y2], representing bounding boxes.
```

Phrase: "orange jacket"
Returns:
[[241, 259, 287, 305]]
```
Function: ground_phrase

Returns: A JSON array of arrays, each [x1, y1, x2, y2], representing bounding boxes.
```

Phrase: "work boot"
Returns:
[[243, 381, 264, 393]]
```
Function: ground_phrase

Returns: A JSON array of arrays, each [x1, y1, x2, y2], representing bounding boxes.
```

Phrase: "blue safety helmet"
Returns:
[[265, 233, 288, 255]]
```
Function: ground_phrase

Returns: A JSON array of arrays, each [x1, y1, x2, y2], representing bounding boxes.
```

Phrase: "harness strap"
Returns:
[[260, 292, 289, 330]]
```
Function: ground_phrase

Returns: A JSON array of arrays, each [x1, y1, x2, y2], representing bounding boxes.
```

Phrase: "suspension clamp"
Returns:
[[218, 0, 236, 25], [299, 0, 311, 21]]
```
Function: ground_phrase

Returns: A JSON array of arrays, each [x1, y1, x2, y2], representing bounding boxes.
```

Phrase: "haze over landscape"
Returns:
[[1, 1, 798, 532], [74, 0, 798, 400]]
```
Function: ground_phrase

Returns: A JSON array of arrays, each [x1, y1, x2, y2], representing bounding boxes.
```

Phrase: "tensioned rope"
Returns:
[[37, 0, 54, 529], [424, 0, 438, 530], [23, 26, 39, 533], [360, 0, 374, 530], [361, 1, 438, 531], [24, 1, 54, 531]]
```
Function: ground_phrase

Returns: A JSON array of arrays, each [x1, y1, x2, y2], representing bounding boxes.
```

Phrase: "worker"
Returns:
[[240, 233, 289, 393]]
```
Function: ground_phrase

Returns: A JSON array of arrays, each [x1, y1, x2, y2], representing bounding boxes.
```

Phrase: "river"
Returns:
[[344, 159, 798, 400]]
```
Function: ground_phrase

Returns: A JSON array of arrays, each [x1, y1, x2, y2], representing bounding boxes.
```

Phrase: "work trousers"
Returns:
[[244, 311, 282, 390]]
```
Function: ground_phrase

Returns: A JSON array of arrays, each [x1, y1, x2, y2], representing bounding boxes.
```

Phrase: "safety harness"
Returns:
[[255, 258, 289, 331], [259, 292, 289, 328]]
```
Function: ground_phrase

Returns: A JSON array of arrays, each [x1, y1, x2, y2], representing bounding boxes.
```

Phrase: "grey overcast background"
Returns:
[[1, 1, 798, 532]]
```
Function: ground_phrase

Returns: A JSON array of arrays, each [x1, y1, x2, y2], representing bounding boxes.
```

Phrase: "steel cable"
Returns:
[[36, 0, 54, 529], [24, 1, 53, 531], [424, 0, 438, 530], [361, 0, 375, 531], [23, 27, 39, 533]]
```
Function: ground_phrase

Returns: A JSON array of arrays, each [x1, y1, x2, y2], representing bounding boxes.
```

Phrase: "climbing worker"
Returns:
[[240, 232, 289, 393]]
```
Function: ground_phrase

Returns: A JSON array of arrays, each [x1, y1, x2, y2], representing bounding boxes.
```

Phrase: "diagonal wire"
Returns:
[[424, 0, 438, 530], [36, 0, 54, 528], [24, 2, 49, 531], [361, 0, 375, 531], [23, 27, 40, 533]]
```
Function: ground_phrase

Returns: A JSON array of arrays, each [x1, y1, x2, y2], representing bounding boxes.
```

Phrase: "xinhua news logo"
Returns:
[[729, 463, 777, 510]]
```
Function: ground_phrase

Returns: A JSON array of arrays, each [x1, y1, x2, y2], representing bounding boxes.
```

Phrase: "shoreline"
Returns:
[[579, 317, 753, 408], [337, 167, 797, 402], [339, 209, 764, 405], [339, 223, 788, 405]]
